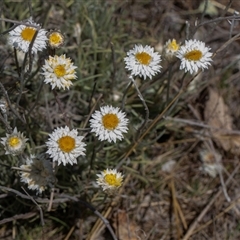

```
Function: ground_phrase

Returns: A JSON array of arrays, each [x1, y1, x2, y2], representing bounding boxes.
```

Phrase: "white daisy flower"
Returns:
[[124, 44, 162, 80], [19, 155, 55, 194], [96, 168, 124, 195], [47, 30, 65, 48], [89, 105, 128, 143], [176, 39, 213, 75], [8, 18, 48, 54], [46, 126, 86, 166], [199, 149, 222, 178], [41, 54, 77, 90], [0, 127, 28, 155], [162, 39, 180, 61]]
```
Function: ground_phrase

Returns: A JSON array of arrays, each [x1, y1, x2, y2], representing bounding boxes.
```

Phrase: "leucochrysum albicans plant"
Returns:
[[1, 22, 214, 194], [0, 6, 219, 239]]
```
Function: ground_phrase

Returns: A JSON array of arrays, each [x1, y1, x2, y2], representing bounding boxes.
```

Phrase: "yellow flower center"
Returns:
[[168, 39, 179, 51], [58, 136, 75, 153], [102, 113, 119, 130], [184, 50, 203, 61], [135, 52, 152, 65], [104, 174, 121, 187], [54, 65, 66, 77], [21, 27, 36, 42], [8, 136, 20, 147], [49, 32, 64, 47]]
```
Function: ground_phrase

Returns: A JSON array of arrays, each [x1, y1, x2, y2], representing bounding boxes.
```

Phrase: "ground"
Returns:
[[1, 0, 240, 239]]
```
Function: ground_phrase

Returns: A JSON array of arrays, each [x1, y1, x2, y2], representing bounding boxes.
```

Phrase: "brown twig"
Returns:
[[170, 178, 182, 239], [21, 187, 45, 226], [182, 163, 240, 240], [60, 194, 118, 240], [0, 212, 37, 225], [0, 186, 45, 226], [164, 116, 240, 135], [0, 17, 41, 29], [193, 196, 240, 235]]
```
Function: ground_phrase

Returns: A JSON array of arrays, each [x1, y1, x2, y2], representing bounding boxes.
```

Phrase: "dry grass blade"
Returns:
[[182, 163, 240, 240], [1, 0, 240, 239]]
